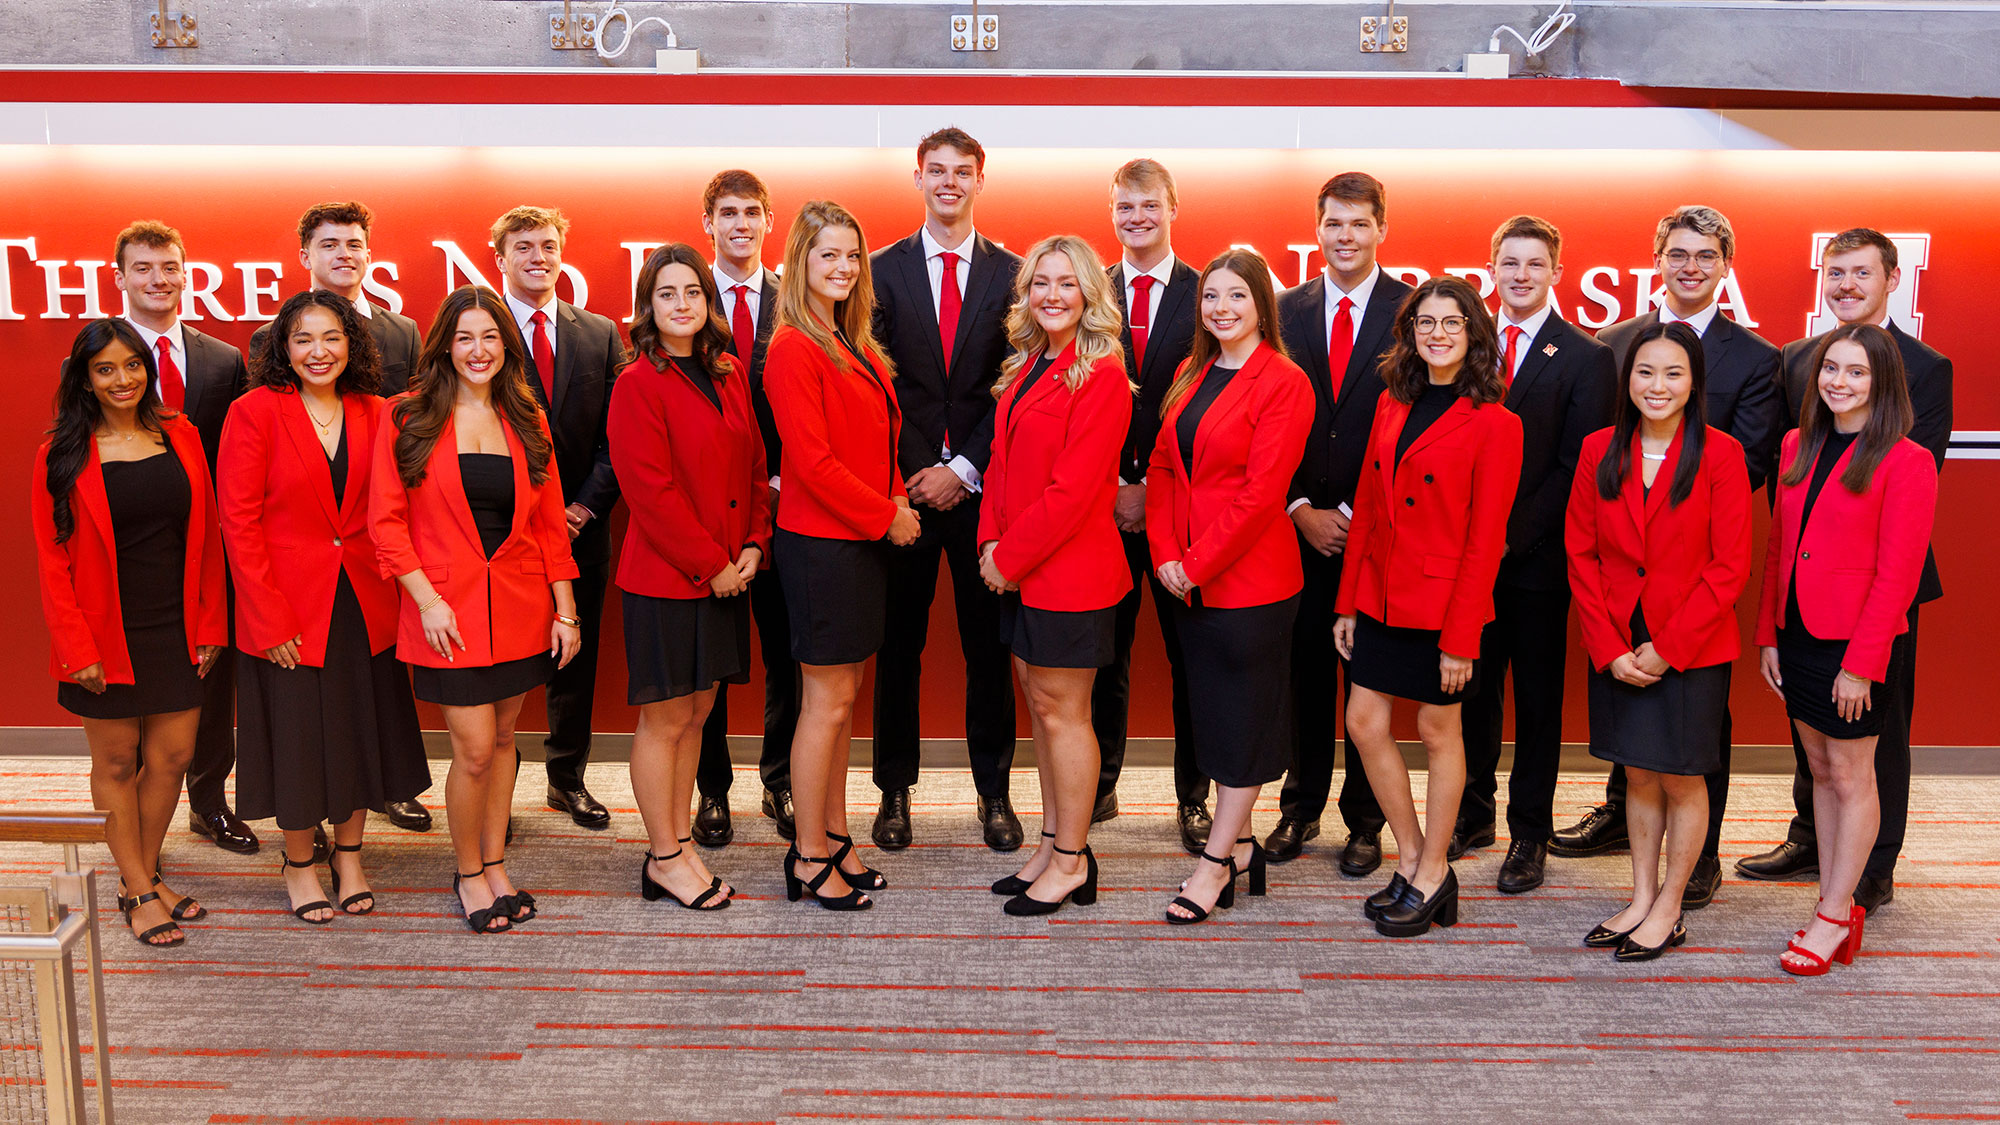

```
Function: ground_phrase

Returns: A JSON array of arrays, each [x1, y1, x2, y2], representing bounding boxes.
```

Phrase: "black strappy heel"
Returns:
[[676, 836, 731, 896], [783, 846, 872, 911], [484, 858, 535, 924], [281, 855, 335, 925], [119, 890, 186, 947], [328, 843, 375, 915], [150, 871, 206, 921], [1234, 836, 1268, 897], [640, 848, 729, 910], [1166, 849, 1237, 925], [992, 831, 1056, 895], [451, 870, 509, 934], [1004, 844, 1098, 916], [826, 831, 887, 890]]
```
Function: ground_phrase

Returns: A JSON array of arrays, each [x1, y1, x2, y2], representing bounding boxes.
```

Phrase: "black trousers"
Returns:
[[543, 558, 609, 790], [872, 494, 1017, 797], [185, 637, 237, 814], [1779, 606, 1920, 880], [1460, 584, 1570, 844], [1092, 528, 1206, 806], [1276, 538, 1382, 832], [1602, 707, 1735, 858], [696, 555, 797, 798]]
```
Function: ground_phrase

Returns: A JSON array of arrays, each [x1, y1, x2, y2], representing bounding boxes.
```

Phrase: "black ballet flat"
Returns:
[[640, 849, 729, 910], [1614, 917, 1688, 962], [992, 831, 1056, 895], [1004, 845, 1098, 917], [827, 831, 887, 891]]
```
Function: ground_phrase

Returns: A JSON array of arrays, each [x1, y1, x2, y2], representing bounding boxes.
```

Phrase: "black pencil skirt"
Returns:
[[1779, 627, 1891, 740], [1175, 594, 1299, 788], [775, 528, 889, 666], [998, 596, 1117, 669], [1346, 612, 1482, 706]]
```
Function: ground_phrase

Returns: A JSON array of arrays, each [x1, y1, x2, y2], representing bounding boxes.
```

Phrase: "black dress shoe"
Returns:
[[1496, 839, 1547, 894], [761, 787, 796, 840], [1548, 803, 1628, 857], [1614, 916, 1688, 962], [1262, 816, 1317, 863], [1854, 873, 1895, 915], [1177, 803, 1213, 856], [188, 808, 260, 854], [979, 795, 1024, 852], [1091, 790, 1120, 824], [872, 788, 912, 850], [1447, 821, 1496, 862], [546, 784, 611, 828], [691, 794, 732, 847], [1681, 853, 1721, 909], [1338, 830, 1382, 877], [384, 799, 432, 832], [1734, 839, 1818, 881]]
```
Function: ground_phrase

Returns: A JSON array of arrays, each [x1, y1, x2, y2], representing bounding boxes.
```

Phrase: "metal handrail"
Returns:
[[0, 810, 114, 1124]]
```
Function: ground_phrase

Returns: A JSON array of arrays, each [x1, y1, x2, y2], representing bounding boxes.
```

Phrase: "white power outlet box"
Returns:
[[1464, 52, 1511, 78], [952, 13, 999, 51], [655, 48, 700, 74]]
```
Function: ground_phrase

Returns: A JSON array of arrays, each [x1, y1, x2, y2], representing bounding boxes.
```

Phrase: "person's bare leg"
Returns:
[[1630, 772, 1706, 947], [1168, 784, 1259, 918], [479, 694, 531, 916], [1349, 686, 1421, 880], [1786, 728, 1877, 969], [1021, 665, 1098, 902], [281, 827, 333, 922], [791, 663, 862, 902], [84, 717, 179, 944], [1607, 768, 1665, 933], [440, 701, 503, 928], [327, 810, 371, 913], [675, 690, 729, 894], [1410, 703, 1465, 897], [633, 694, 718, 902], [135, 708, 200, 913]]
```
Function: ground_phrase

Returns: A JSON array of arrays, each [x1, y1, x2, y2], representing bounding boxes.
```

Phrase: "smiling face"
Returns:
[[88, 339, 149, 415], [497, 224, 563, 304], [302, 221, 371, 299], [1411, 294, 1469, 379], [703, 194, 772, 277], [1818, 337, 1874, 430], [287, 304, 349, 391], [1490, 235, 1562, 323], [1820, 246, 1900, 327], [450, 307, 505, 387], [1026, 249, 1083, 343], [805, 223, 862, 309], [1200, 267, 1260, 349], [1111, 184, 1175, 261], [1629, 336, 1693, 426], [651, 262, 709, 349], [915, 145, 983, 227], [1317, 197, 1384, 290], [1655, 228, 1728, 316], [114, 242, 186, 323]]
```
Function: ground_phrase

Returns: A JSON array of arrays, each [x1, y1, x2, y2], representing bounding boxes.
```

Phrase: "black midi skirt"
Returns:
[[998, 596, 1117, 669], [622, 589, 752, 705], [775, 528, 889, 666], [1175, 594, 1298, 788], [57, 623, 204, 720], [1346, 612, 1482, 706], [1587, 612, 1730, 776]]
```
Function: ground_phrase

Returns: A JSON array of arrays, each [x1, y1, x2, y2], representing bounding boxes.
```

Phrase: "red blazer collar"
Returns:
[[1383, 391, 1477, 470], [1164, 341, 1280, 486], [1625, 419, 1689, 529], [1005, 338, 1080, 429], [429, 413, 534, 551]]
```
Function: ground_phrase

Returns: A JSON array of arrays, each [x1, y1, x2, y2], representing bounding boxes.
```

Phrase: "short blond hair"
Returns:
[[490, 205, 571, 254], [1111, 158, 1178, 210]]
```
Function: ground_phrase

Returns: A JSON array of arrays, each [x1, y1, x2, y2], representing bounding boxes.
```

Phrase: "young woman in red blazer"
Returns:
[[1755, 323, 1937, 976], [763, 200, 918, 911], [368, 285, 582, 935], [1333, 276, 1523, 937], [221, 291, 431, 926], [1145, 247, 1313, 925], [1566, 321, 1751, 961], [33, 318, 226, 947], [609, 243, 773, 911], [975, 234, 1132, 916]]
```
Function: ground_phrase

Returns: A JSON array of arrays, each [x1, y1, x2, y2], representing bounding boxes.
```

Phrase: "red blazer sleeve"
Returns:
[[1843, 443, 1937, 681], [766, 333, 900, 539], [177, 417, 229, 649], [369, 397, 423, 580], [1143, 397, 1182, 569], [1439, 406, 1523, 658], [607, 363, 733, 586], [1651, 437, 1753, 671], [991, 360, 1131, 583], [30, 443, 100, 675], [531, 411, 582, 584], [1182, 361, 1312, 589], [1335, 409, 1390, 617], [1754, 430, 1797, 650], [217, 397, 304, 653], [1564, 432, 1623, 672]]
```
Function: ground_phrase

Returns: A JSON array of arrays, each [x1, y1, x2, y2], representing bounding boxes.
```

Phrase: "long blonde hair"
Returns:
[[994, 234, 1130, 399], [775, 200, 893, 375]]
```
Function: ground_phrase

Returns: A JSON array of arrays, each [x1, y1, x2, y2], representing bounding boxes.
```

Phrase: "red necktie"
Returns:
[[1503, 325, 1524, 388], [1129, 274, 1155, 372], [154, 336, 185, 411], [530, 309, 555, 404], [730, 284, 755, 362], [937, 251, 962, 373], [1326, 296, 1354, 403]]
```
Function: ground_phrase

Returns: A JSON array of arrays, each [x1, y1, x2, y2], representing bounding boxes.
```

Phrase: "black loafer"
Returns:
[[1091, 790, 1120, 824], [547, 784, 611, 828], [1177, 803, 1213, 856], [691, 794, 732, 847], [1262, 816, 1317, 863], [1734, 839, 1819, 881], [761, 787, 796, 840], [1447, 821, 1496, 862], [1854, 873, 1894, 915], [1338, 829, 1382, 877], [384, 799, 432, 832], [1363, 871, 1408, 920], [1681, 853, 1721, 909], [1548, 803, 1628, 857], [1495, 839, 1547, 894], [872, 788, 912, 850], [979, 794, 1024, 852], [188, 807, 261, 855]]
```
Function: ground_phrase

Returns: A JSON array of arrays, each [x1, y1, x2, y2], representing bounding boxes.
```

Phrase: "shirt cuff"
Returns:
[[768, 476, 781, 490], [572, 504, 597, 520], [946, 455, 983, 493], [1285, 498, 1311, 515]]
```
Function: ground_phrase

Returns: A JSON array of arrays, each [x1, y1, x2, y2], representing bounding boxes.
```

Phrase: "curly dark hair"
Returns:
[[1381, 276, 1505, 406], [249, 290, 382, 396]]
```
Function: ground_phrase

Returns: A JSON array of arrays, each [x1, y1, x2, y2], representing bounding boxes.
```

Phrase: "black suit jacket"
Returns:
[[1598, 311, 1783, 493], [1496, 310, 1617, 591], [523, 298, 624, 566], [871, 231, 1023, 479], [1280, 270, 1412, 510], [179, 324, 249, 473], [728, 268, 784, 472], [1779, 318, 1951, 605], [249, 297, 421, 396], [1110, 257, 1200, 483]]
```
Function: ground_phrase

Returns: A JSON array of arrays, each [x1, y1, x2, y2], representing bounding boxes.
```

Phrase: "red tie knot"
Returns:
[[531, 309, 548, 327]]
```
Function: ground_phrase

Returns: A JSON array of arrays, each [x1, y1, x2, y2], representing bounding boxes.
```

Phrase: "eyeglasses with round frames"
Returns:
[[1413, 315, 1468, 335], [1661, 249, 1724, 270]]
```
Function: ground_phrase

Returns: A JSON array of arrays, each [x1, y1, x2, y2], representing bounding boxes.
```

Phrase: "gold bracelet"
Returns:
[[1838, 669, 1871, 685], [417, 593, 444, 614], [554, 613, 581, 629]]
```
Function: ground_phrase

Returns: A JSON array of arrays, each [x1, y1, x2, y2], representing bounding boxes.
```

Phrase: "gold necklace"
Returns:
[[303, 397, 340, 433]]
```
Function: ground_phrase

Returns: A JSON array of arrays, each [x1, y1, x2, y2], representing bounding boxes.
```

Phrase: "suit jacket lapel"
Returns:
[[505, 419, 533, 546], [433, 416, 482, 549], [1111, 263, 1137, 380], [1193, 345, 1272, 470], [1702, 316, 1738, 384], [180, 326, 211, 423], [76, 446, 114, 549], [1399, 396, 1476, 467], [951, 237, 1003, 382], [1340, 281, 1399, 405], [899, 237, 949, 386], [1506, 313, 1565, 406], [337, 395, 371, 522], [276, 393, 341, 528], [1290, 276, 1333, 395], [1148, 266, 1197, 385], [1009, 340, 1075, 435], [553, 301, 583, 416]]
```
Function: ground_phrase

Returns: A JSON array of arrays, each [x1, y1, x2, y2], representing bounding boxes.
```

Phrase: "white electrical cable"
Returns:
[[597, 6, 679, 60], [1489, 0, 1575, 57]]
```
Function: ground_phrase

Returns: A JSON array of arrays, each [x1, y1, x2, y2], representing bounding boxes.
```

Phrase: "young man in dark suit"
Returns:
[[1735, 227, 1951, 914], [1551, 205, 1783, 908], [1454, 216, 1617, 895], [1266, 172, 1410, 874], [869, 127, 1024, 852], [492, 205, 624, 829], [252, 201, 422, 398], [690, 170, 796, 847], [1095, 158, 1209, 853], [112, 221, 259, 854]]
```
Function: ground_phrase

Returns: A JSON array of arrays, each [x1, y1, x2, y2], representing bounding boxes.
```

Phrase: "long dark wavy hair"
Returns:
[[392, 285, 552, 489], [250, 290, 382, 395], [1598, 321, 1708, 507], [628, 242, 732, 379], [45, 319, 172, 544], [1781, 322, 1914, 495], [1382, 276, 1505, 406], [1162, 247, 1289, 416]]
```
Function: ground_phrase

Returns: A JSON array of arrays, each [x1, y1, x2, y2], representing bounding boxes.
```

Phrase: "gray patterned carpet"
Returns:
[[0, 758, 1996, 1124]]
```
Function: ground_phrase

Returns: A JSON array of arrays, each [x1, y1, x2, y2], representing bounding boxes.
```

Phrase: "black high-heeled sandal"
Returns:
[[281, 855, 335, 925], [451, 870, 509, 934], [119, 890, 185, 947], [675, 836, 731, 896], [1233, 836, 1267, 898], [992, 831, 1056, 896], [1166, 849, 1237, 925], [483, 858, 536, 924], [783, 846, 871, 911], [327, 844, 375, 915], [150, 871, 206, 921], [1005, 845, 1098, 916], [640, 849, 729, 910], [826, 831, 887, 891]]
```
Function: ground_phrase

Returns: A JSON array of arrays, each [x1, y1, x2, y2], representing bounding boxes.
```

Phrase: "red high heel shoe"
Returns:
[[1781, 904, 1862, 976]]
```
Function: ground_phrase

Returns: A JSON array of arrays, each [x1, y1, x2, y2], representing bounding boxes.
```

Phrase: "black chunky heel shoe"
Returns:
[[1166, 849, 1237, 925], [1234, 836, 1267, 897], [676, 836, 730, 897], [641, 849, 729, 910], [1364, 872, 1410, 921], [992, 831, 1056, 895], [1004, 845, 1097, 916], [784, 847, 871, 911], [827, 831, 887, 890], [1374, 867, 1459, 937]]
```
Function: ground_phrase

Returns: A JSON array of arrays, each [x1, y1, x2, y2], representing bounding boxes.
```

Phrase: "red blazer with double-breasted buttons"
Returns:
[[33, 413, 227, 684], [1335, 391, 1523, 659], [1566, 422, 1752, 673], [219, 388, 400, 665], [763, 324, 908, 541], [608, 351, 773, 600], [367, 395, 581, 669], [1754, 429, 1936, 682], [977, 343, 1132, 612]]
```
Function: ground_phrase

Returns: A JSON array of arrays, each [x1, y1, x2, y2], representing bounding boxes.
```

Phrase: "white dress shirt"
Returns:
[[1661, 298, 1721, 338], [505, 289, 560, 368], [917, 226, 981, 493], [1497, 300, 1556, 382], [713, 263, 763, 325], [1121, 250, 1176, 334], [1323, 265, 1382, 348], [124, 317, 187, 404]]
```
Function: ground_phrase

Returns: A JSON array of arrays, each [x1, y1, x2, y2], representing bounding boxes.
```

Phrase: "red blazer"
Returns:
[[1145, 343, 1314, 608], [219, 389, 400, 665], [608, 352, 773, 599], [1335, 392, 1523, 658], [1755, 430, 1937, 682], [976, 344, 1132, 612], [1566, 423, 1752, 673], [763, 324, 907, 541], [367, 396, 582, 669], [32, 413, 227, 684]]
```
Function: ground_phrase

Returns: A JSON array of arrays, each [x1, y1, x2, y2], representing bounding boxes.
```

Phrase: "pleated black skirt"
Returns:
[[1346, 612, 1482, 706], [1779, 627, 1889, 740], [57, 623, 204, 720], [775, 528, 888, 666], [1175, 594, 1298, 788], [622, 589, 752, 704], [235, 573, 432, 830], [1588, 611, 1730, 776], [413, 651, 556, 706], [998, 596, 1117, 669]]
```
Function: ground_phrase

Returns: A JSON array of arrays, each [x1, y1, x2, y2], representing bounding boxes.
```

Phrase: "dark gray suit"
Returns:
[[177, 324, 250, 815]]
